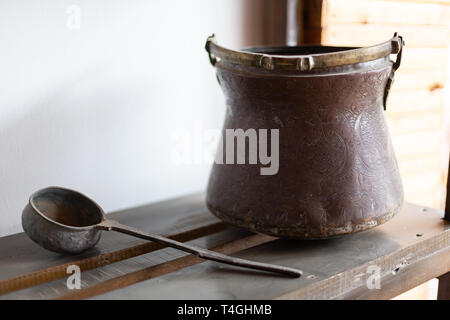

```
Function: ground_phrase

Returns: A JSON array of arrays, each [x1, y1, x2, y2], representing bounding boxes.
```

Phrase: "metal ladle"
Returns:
[[22, 187, 302, 278]]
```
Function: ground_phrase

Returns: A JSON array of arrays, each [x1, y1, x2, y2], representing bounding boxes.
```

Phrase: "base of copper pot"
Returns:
[[207, 203, 402, 239]]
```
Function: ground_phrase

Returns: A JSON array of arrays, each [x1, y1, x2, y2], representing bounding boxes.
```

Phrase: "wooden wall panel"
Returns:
[[302, 0, 450, 209], [386, 89, 444, 114], [306, 24, 449, 47], [400, 48, 449, 71], [392, 130, 443, 158], [392, 68, 447, 92], [323, 0, 450, 27], [387, 112, 443, 135]]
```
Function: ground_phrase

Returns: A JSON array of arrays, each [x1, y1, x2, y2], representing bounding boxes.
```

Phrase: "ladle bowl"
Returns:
[[22, 187, 302, 278], [22, 187, 104, 254]]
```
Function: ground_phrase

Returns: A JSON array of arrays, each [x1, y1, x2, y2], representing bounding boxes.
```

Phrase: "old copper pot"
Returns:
[[205, 33, 405, 239]]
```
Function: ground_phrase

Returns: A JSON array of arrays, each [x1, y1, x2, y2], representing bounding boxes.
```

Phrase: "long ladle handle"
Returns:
[[98, 219, 302, 278]]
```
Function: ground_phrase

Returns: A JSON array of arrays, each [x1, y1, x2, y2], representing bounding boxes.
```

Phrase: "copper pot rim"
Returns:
[[205, 33, 404, 72]]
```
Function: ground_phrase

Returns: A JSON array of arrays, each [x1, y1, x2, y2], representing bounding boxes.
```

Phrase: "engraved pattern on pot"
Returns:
[[206, 46, 404, 238]]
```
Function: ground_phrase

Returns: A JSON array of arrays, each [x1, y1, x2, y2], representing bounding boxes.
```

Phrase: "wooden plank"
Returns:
[[386, 89, 444, 114], [387, 0, 450, 5], [387, 111, 443, 135], [1, 195, 448, 300], [322, 0, 450, 27], [0, 221, 228, 297], [306, 24, 450, 48], [0, 192, 224, 294], [90, 202, 449, 300], [0, 228, 254, 300], [391, 68, 447, 92], [339, 246, 450, 299], [399, 47, 449, 71], [392, 130, 443, 158], [56, 233, 276, 300], [396, 154, 442, 175]]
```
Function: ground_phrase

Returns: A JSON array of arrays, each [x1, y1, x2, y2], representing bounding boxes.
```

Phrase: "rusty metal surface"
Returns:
[[205, 35, 404, 239]]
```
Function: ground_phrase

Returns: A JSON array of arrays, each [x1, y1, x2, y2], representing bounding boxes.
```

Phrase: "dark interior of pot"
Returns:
[[242, 45, 358, 56]]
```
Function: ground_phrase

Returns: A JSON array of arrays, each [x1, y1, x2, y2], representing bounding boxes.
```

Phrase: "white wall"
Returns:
[[0, 0, 243, 236]]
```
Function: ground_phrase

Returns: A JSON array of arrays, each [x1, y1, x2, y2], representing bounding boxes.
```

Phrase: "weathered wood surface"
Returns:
[[89, 199, 447, 300], [0, 193, 226, 296], [57, 233, 275, 300], [1, 229, 257, 300], [0, 192, 448, 300]]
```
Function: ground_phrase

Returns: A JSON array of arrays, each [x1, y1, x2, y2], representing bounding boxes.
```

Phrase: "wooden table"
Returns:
[[0, 192, 448, 300]]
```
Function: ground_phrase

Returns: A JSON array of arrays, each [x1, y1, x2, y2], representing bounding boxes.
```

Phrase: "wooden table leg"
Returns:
[[438, 271, 450, 300], [445, 155, 450, 221], [441, 158, 450, 299]]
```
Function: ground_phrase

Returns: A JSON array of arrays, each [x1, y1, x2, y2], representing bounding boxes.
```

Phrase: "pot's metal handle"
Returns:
[[205, 34, 218, 66], [383, 32, 404, 111]]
